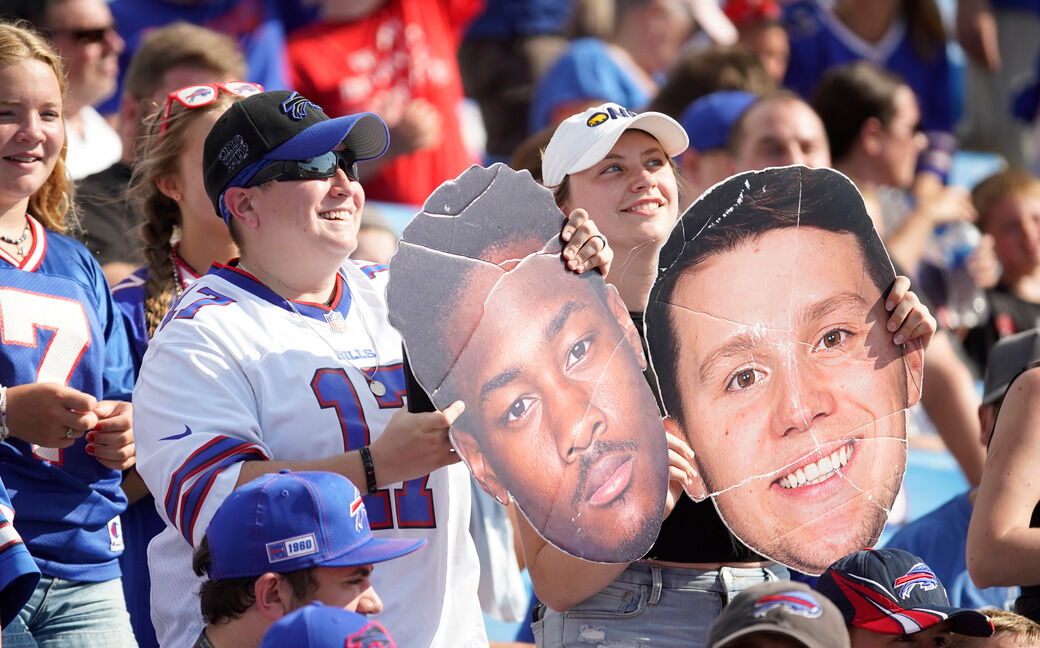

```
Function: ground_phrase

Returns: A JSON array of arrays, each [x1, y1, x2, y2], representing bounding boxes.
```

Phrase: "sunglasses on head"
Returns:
[[159, 81, 264, 135], [244, 150, 360, 188]]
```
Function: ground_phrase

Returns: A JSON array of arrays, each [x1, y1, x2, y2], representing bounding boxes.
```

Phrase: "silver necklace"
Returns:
[[238, 262, 386, 397], [0, 219, 30, 256]]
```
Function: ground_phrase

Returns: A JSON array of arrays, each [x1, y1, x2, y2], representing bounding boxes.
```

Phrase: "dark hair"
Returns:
[[192, 536, 319, 626], [648, 45, 776, 119], [387, 165, 576, 396], [813, 61, 907, 163], [644, 165, 895, 424]]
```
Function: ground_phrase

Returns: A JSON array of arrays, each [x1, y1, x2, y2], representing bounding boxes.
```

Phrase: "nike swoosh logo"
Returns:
[[160, 426, 192, 441]]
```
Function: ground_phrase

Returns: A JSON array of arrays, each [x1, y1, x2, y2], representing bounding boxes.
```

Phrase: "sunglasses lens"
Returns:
[[73, 28, 108, 44], [339, 155, 359, 181], [297, 151, 339, 178], [178, 85, 218, 107], [224, 82, 263, 98]]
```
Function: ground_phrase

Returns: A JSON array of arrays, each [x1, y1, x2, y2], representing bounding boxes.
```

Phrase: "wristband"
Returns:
[[0, 385, 8, 442], [359, 445, 378, 495]]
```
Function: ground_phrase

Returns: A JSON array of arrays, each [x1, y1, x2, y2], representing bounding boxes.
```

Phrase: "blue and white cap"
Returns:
[[204, 470, 424, 580]]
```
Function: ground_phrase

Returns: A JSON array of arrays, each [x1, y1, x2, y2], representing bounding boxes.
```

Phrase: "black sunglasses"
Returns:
[[244, 150, 359, 188]]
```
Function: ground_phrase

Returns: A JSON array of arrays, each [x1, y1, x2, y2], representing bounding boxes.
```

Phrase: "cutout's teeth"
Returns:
[[778, 442, 854, 489]]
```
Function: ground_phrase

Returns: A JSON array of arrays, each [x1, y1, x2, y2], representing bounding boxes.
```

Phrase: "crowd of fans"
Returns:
[[0, 0, 1039, 646]]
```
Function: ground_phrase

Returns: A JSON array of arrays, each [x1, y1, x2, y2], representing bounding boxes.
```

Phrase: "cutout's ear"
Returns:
[[904, 337, 925, 408], [253, 572, 291, 621], [223, 187, 259, 230], [663, 415, 709, 501], [453, 428, 509, 506], [606, 284, 646, 370]]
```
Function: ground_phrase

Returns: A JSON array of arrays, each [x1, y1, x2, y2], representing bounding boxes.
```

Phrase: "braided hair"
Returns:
[[131, 91, 239, 337]]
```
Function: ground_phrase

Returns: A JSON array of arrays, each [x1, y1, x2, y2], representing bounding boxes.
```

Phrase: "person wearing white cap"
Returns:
[[522, 102, 938, 648]]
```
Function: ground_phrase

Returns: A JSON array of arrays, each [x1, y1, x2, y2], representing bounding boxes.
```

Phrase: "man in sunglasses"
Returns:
[[2, 0, 125, 179], [132, 89, 613, 648]]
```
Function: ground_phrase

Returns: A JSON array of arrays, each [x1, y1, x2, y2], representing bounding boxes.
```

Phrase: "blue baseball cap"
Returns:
[[204, 471, 425, 580], [260, 603, 395, 648], [815, 548, 993, 637], [679, 90, 757, 152], [202, 90, 390, 223]]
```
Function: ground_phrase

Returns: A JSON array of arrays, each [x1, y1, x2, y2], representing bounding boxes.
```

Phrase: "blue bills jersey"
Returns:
[[134, 260, 484, 648], [783, 1, 955, 178], [0, 217, 135, 581], [0, 476, 40, 628]]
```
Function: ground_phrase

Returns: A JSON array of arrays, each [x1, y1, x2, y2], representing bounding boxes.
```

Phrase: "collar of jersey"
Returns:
[[210, 262, 353, 323]]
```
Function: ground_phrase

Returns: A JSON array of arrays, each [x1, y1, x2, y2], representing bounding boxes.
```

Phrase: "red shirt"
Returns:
[[288, 0, 482, 206]]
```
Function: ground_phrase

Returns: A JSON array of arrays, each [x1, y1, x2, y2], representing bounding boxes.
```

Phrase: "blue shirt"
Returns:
[[0, 220, 134, 581]]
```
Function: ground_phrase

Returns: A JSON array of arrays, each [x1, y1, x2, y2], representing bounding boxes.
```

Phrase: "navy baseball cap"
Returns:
[[981, 328, 1040, 405], [204, 471, 425, 580], [202, 90, 389, 223], [815, 548, 993, 637], [679, 90, 756, 152], [260, 603, 395, 648]]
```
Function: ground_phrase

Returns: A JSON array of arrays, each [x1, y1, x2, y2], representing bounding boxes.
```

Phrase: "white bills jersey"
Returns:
[[133, 260, 485, 648]]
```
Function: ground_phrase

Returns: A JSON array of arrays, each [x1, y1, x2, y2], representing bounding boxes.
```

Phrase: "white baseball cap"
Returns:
[[541, 103, 689, 187]]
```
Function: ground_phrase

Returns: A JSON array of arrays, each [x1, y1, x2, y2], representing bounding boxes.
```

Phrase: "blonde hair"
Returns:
[[0, 21, 71, 232], [131, 91, 239, 337], [973, 168, 1040, 232]]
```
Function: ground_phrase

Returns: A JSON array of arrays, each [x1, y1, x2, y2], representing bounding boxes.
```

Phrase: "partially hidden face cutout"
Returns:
[[644, 166, 924, 575], [387, 164, 669, 563]]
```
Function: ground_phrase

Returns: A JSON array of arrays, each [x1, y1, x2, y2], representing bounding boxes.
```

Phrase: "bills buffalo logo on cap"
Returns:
[[350, 492, 366, 533], [585, 105, 638, 128], [894, 563, 939, 599], [345, 621, 394, 648], [753, 590, 824, 619], [218, 134, 249, 171], [266, 533, 318, 563], [281, 91, 322, 121]]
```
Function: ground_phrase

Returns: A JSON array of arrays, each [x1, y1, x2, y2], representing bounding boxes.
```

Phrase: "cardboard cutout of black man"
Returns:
[[645, 165, 924, 575], [387, 163, 669, 563]]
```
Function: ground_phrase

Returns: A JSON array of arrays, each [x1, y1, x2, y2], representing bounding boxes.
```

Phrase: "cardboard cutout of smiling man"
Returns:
[[644, 165, 924, 575], [386, 164, 669, 563]]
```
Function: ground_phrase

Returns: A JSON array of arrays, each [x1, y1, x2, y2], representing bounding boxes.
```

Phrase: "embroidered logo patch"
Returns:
[[350, 492, 366, 532], [753, 591, 823, 619], [218, 134, 249, 171], [281, 91, 322, 120], [585, 105, 637, 128], [894, 563, 939, 599], [266, 533, 318, 563], [108, 516, 124, 552]]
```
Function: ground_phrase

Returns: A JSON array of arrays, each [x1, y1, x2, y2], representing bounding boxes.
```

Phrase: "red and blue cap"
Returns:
[[202, 89, 389, 223], [815, 548, 993, 637], [204, 470, 424, 580], [259, 602, 395, 648]]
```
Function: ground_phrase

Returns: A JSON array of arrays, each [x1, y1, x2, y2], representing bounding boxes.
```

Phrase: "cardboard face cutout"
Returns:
[[645, 166, 924, 576], [387, 164, 669, 563]]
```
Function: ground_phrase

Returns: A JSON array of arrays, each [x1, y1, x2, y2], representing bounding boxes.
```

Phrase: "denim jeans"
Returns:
[[533, 562, 789, 647], [2, 575, 138, 648]]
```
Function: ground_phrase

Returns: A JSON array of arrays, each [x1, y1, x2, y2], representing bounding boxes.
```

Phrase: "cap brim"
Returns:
[[321, 536, 426, 568], [858, 606, 994, 637], [268, 112, 389, 162], [713, 624, 825, 648]]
